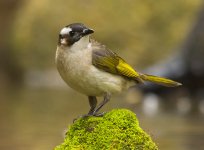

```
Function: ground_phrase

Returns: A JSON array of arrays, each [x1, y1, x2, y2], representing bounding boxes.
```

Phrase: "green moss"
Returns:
[[55, 109, 158, 150]]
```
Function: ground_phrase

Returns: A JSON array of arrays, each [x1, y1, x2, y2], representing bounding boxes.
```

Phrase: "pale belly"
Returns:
[[56, 48, 129, 96], [59, 64, 129, 96]]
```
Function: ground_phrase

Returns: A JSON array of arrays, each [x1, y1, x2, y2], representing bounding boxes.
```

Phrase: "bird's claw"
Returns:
[[73, 112, 106, 123], [92, 111, 106, 117]]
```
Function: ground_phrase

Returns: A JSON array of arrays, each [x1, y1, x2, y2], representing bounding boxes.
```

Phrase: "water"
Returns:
[[0, 87, 203, 150]]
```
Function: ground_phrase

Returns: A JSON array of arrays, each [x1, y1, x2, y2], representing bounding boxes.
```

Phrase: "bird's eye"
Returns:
[[69, 31, 75, 36]]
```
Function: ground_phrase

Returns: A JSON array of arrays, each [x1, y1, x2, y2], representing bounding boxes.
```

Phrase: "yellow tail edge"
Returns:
[[139, 73, 182, 87]]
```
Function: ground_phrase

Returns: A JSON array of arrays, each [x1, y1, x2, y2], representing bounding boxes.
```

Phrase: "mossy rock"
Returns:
[[55, 109, 158, 150]]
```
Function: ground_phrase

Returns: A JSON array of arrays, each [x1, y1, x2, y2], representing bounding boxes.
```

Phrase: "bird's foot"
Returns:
[[92, 111, 106, 117], [73, 114, 91, 123], [73, 112, 106, 123]]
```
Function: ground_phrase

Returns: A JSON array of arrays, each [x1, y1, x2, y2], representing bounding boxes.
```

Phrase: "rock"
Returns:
[[55, 109, 158, 150]]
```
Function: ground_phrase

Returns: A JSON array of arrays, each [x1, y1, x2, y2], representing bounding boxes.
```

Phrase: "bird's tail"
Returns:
[[139, 73, 182, 87]]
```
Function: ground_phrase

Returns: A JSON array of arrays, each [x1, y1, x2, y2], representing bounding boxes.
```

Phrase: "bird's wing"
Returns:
[[91, 40, 142, 82]]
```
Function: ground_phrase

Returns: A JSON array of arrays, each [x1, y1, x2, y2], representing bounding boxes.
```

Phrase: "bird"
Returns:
[[55, 23, 182, 118]]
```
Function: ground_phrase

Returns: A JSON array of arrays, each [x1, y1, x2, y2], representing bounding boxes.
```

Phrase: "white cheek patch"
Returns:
[[60, 27, 72, 35], [61, 38, 67, 45]]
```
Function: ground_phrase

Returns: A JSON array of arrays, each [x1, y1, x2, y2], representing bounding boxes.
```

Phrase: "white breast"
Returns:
[[56, 42, 129, 96]]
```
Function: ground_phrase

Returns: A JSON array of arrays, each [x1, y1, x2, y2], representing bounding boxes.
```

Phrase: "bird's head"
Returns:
[[58, 23, 94, 47]]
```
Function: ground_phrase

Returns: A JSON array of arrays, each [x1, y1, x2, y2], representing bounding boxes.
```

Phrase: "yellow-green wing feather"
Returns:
[[92, 47, 141, 82], [116, 57, 140, 78], [91, 41, 181, 87], [92, 42, 181, 87], [92, 49, 118, 74]]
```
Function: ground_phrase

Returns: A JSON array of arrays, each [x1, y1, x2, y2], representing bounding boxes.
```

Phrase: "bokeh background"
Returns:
[[1, 0, 204, 149]]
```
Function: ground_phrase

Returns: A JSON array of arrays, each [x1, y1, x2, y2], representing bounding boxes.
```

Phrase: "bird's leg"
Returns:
[[88, 96, 97, 115], [73, 96, 97, 122], [92, 93, 111, 115], [73, 94, 110, 122]]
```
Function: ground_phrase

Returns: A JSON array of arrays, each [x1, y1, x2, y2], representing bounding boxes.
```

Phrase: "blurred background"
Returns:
[[0, 0, 204, 149]]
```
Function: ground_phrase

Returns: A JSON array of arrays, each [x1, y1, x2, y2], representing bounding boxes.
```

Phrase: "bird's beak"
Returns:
[[82, 28, 94, 36]]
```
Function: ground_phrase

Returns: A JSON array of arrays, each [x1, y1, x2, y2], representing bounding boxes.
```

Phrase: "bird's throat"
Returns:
[[70, 36, 90, 51]]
